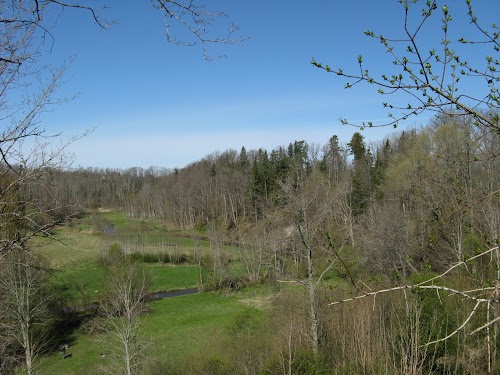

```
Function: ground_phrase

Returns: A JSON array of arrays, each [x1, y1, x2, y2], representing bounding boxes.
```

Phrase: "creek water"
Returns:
[[65, 288, 199, 313], [147, 288, 199, 300]]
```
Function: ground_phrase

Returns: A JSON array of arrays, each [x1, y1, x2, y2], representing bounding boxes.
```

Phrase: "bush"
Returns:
[[141, 252, 160, 263], [145, 358, 185, 375], [98, 243, 124, 267], [202, 355, 230, 375], [227, 308, 262, 336], [128, 251, 192, 264], [263, 350, 331, 375]]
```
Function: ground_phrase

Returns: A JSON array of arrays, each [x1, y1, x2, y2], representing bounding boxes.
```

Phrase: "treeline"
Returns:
[[48, 115, 498, 277]]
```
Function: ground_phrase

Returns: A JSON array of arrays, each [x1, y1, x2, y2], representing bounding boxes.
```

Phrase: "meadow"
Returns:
[[35, 211, 271, 374], [39, 292, 264, 374]]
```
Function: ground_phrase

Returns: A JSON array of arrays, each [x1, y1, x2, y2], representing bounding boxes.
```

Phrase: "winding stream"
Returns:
[[65, 288, 199, 313]]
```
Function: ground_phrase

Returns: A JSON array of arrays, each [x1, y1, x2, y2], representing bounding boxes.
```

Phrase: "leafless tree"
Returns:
[[0, 0, 98, 260], [311, 0, 500, 361], [152, 0, 247, 58], [312, 0, 500, 132], [280, 170, 339, 354], [0, 0, 244, 259], [101, 257, 149, 375], [330, 245, 500, 373], [0, 251, 53, 375]]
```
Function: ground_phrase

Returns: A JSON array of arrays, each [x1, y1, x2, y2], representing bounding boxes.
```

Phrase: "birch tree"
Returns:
[[280, 170, 338, 354], [0, 252, 52, 375], [101, 256, 149, 375]]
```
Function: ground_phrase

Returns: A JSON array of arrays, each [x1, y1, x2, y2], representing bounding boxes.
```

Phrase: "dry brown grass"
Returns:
[[240, 295, 273, 309]]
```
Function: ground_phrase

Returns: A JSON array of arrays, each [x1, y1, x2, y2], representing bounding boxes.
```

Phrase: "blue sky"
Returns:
[[38, 1, 500, 169]]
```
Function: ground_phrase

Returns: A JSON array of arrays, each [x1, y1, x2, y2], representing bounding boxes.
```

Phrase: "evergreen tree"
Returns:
[[250, 149, 272, 219], [239, 146, 249, 168], [348, 132, 371, 216], [371, 139, 391, 198]]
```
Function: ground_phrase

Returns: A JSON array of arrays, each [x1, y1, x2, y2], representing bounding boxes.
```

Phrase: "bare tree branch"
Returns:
[[312, 0, 500, 132], [329, 246, 500, 347], [151, 0, 247, 59]]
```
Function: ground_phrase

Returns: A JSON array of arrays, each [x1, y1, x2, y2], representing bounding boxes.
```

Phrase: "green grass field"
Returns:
[[148, 264, 199, 291], [51, 261, 200, 304], [33, 210, 272, 374], [38, 292, 262, 374], [34, 230, 107, 266], [36, 211, 235, 268]]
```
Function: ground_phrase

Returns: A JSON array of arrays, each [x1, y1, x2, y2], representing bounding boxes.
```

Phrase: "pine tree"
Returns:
[[348, 132, 371, 216]]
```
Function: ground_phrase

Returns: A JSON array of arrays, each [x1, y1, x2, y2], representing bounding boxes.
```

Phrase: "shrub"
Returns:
[[262, 350, 331, 375], [202, 355, 229, 375]]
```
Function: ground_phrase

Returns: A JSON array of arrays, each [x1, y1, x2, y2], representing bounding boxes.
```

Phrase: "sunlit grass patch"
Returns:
[[39, 291, 263, 375], [141, 292, 256, 359], [34, 231, 107, 266], [148, 264, 199, 291], [51, 261, 200, 305]]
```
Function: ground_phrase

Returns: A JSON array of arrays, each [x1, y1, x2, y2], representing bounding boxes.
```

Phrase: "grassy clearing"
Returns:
[[51, 260, 107, 302], [38, 332, 106, 375], [37, 210, 230, 305], [38, 292, 262, 374], [142, 292, 255, 359], [32, 210, 272, 374], [148, 264, 199, 291], [35, 210, 235, 267], [52, 261, 200, 304], [34, 231, 107, 267]]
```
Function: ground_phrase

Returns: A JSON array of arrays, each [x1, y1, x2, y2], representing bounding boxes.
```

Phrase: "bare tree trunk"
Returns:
[[0, 252, 51, 375], [102, 256, 149, 375], [306, 241, 319, 355], [280, 170, 336, 355]]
